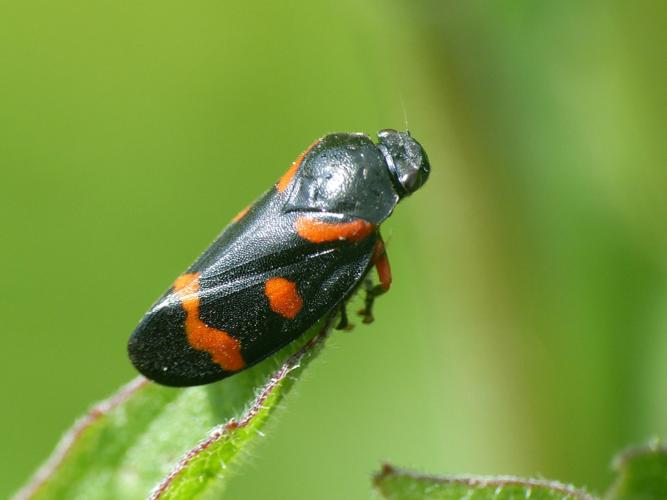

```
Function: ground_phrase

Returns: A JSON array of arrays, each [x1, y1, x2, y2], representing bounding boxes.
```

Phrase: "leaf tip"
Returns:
[[611, 437, 666, 471]]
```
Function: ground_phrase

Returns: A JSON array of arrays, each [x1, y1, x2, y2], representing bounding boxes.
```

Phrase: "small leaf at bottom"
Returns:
[[605, 441, 667, 500], [373, 464, 596, 500]]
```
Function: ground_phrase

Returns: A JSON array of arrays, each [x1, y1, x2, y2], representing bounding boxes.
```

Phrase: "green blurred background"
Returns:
[[1, 0, 665, 498]]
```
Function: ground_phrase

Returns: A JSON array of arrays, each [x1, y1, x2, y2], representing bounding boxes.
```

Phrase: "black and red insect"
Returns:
[[128, 130, 430, 386]]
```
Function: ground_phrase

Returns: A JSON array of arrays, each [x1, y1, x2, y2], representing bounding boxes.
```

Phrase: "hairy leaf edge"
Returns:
[[149, 317, 332, 499]]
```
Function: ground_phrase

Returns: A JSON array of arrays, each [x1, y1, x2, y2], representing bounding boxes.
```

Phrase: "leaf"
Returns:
[[373, 464, 597, 500], [14, 317, 333, 500], [605, 441, 667, 500]]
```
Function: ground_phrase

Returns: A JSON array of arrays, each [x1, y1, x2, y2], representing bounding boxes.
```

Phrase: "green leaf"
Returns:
[[605, 441, 667, 500], [373, 465, 597, 500], [15, 318, 333, 500]]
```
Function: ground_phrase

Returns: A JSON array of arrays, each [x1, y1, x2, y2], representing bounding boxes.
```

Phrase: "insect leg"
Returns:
[[336, 301, 350, 330], [357, 237, 392, 324]]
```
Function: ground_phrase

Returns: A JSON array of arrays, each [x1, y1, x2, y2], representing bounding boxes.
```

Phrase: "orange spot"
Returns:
[[276, 139, 320, 193], [173, 273, 245, 372], [295, 217, 374, 244], [231, 205, 250, 223], [265, 277, 303, 319], [372, 238, 392, 291]]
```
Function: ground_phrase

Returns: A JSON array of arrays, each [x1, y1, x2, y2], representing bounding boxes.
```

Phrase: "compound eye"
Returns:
[[377, 130, 430, 196]]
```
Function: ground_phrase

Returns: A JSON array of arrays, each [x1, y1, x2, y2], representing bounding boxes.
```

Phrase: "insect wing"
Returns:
[[128, 205, 376, 386]]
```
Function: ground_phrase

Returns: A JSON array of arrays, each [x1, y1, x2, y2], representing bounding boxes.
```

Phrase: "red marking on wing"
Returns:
[[231, 205, 250, 223], [295, 217, 374, 243], [276, 139, 320, 193], [173, 273, 245, 372], [265, 277, 303, 319]]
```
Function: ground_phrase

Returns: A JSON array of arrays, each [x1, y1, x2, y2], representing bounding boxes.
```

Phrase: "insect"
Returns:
[[128, 130, 430, 386]]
